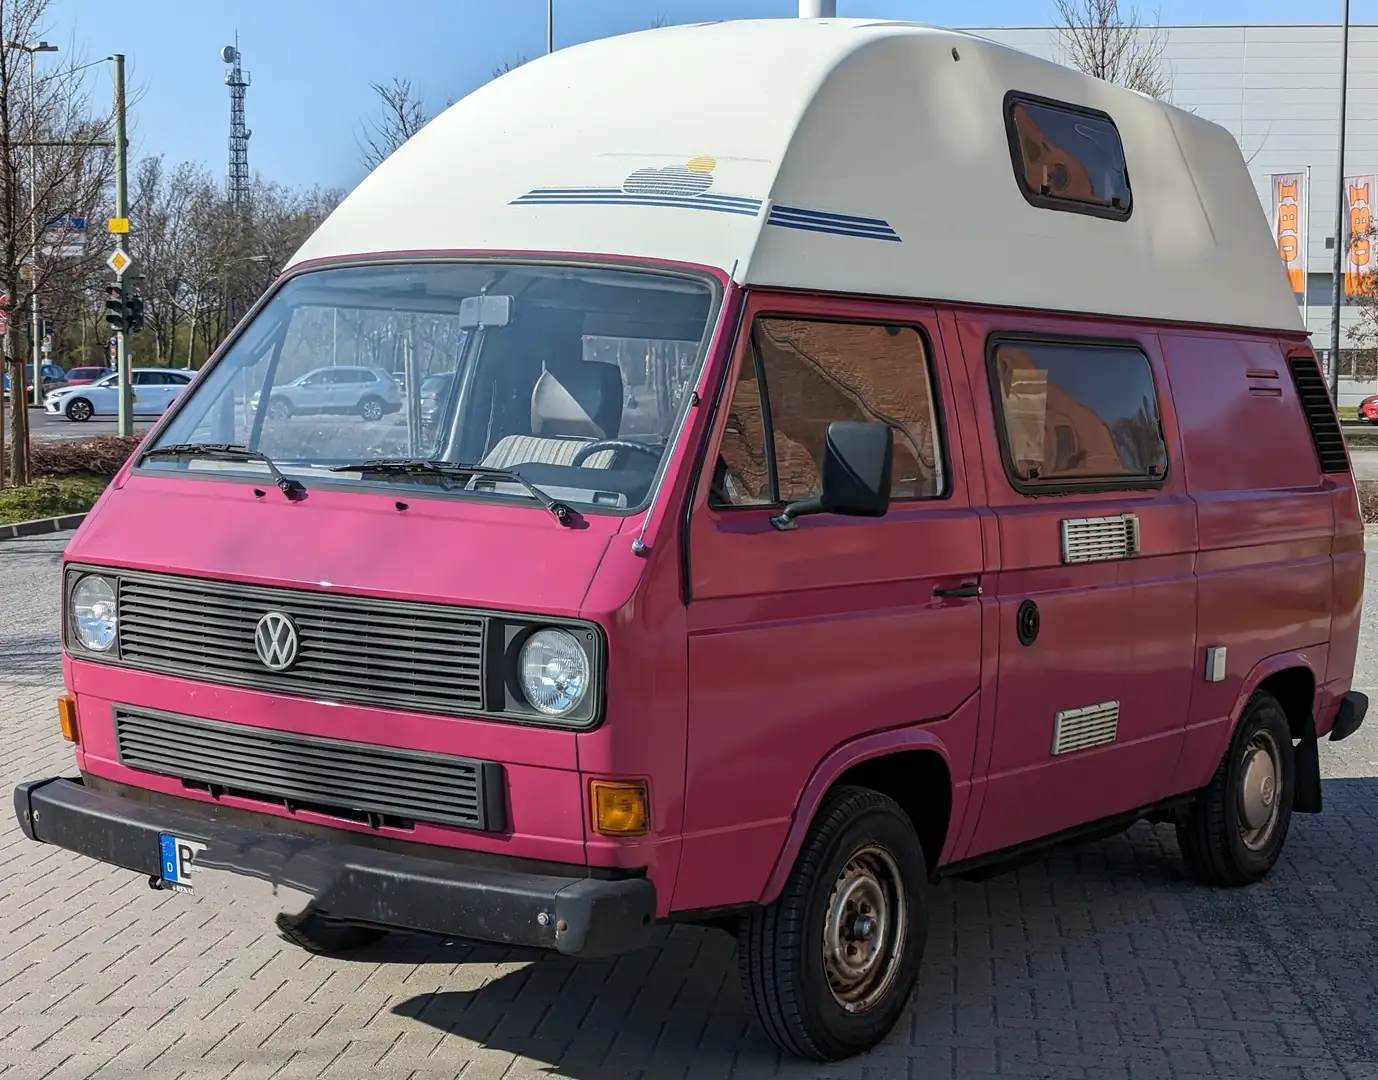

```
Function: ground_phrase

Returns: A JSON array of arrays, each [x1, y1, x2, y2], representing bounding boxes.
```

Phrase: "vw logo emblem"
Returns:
[[254, 611, 300, 671]]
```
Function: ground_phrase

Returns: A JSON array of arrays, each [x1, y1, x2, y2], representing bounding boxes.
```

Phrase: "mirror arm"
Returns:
[[769, 496, 824, 532]]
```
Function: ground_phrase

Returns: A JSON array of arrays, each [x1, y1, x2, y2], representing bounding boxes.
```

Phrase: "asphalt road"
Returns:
[[16, 406, 155, 444], [3, 533, 1378, 1078]]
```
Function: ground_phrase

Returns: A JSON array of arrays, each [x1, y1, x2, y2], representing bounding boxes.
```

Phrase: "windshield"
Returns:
[[145, 261, 718, 514]]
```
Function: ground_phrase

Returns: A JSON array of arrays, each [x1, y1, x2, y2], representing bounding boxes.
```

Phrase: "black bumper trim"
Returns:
[[1331, 691, 1369, 743], [13, 777, 656, 958]]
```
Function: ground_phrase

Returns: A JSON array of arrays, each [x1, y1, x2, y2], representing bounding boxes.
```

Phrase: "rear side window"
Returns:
[[710, 317, 945, 508], [1005, 92, 1131, 220], [989, 338, 1166, 490]]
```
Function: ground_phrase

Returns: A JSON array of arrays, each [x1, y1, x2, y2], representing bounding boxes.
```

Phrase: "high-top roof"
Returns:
[[289, 18, 1304, 334]]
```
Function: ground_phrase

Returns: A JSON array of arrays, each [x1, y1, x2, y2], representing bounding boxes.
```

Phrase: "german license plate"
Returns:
[[158, 832, 205, 893]]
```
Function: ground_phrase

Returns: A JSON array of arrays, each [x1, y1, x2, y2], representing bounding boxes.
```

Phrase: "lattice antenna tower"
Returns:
[[221, 37, 251, 206]]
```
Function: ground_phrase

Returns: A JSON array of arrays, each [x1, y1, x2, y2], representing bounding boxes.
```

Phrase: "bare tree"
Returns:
[[492, 57, 529, 79], [358, 76, 428, 171], [0, 0, 116, 486], [1054, 0, 1171, 100]]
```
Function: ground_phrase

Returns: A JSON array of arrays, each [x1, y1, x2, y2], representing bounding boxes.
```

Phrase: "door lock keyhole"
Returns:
[[1016, 599, 1040, 647]]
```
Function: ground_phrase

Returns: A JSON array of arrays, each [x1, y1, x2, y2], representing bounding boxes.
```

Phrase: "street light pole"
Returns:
[[547, 0, 553, 54], [112, 53, 131, 435], [1329, 0, 1351, 403]]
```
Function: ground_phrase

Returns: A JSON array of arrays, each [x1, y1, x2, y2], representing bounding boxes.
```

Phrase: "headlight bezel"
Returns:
[[66, 570, 119, 657], [495, 619, 605, 730], [517, 627, 592, 718]]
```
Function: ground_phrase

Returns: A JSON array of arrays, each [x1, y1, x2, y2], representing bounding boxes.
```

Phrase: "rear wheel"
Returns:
[[1177, 690, 1295, 886], [275, 908, 387, 955], [358, 396, 385, 422], [737, 785, 927, 1061], [64, 397, 93, 422]]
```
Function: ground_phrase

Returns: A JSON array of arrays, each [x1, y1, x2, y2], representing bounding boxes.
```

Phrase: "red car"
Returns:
[[64, 366, 112, 387]]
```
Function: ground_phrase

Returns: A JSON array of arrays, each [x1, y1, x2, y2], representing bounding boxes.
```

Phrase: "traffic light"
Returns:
[[126, 295, 145, 334], [104, 283, 126, 332]]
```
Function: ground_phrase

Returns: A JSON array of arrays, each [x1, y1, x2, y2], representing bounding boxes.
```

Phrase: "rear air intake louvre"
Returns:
[[1060, 514, 1140, 564], [1288, 356, 1350, 474], [1051, 701, 1120, 756]]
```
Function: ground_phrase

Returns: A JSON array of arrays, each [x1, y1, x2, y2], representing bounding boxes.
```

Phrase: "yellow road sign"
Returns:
[[108, 217, 129, 234]]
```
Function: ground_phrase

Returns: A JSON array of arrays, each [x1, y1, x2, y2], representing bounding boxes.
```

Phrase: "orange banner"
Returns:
[[1344, 174, 1376, 298], [1271, 173, 1305, 296]]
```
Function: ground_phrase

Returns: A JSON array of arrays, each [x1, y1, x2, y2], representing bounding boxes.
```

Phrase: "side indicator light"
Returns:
[[591, 780, 649, 836], [57, 696, 79, 744]]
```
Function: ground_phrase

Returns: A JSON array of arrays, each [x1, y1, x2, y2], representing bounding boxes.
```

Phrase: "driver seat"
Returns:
[[481, 362, 622, 470]]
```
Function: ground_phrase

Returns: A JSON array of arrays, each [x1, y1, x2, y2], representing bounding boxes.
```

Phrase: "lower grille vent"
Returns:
[[114, 707, 506, 832]]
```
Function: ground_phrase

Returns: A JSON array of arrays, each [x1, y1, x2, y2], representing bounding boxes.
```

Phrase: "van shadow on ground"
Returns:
[[384, 777, 1378, 1079]]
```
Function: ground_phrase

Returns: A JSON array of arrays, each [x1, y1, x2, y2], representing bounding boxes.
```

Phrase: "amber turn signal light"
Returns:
[[591, 780, 649, 836], [57, 695, 78, 744]]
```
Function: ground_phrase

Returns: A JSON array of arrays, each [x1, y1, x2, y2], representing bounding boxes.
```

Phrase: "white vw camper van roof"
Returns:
[[290, 18, 1304, 335]]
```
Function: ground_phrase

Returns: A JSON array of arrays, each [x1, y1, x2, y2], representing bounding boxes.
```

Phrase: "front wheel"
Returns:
[[267, 398, 293, 421], [64, 397, 93, 422], [738, 786, 927, 1061], [1176, 690, 1295, 886]]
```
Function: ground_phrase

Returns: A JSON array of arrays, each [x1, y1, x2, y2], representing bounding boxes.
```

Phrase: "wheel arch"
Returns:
[[758, 729, 956, 906]]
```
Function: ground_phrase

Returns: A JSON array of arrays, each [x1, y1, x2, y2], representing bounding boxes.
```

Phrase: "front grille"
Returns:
[[115, 707, 506, 831], [115, 570, 485, 717]]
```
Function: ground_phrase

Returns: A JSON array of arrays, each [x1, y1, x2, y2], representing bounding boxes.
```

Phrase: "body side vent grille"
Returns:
[[1060, 514, 1140, 564], [1051, 700, 1120, 756], [1288, 356, 1350, 474]]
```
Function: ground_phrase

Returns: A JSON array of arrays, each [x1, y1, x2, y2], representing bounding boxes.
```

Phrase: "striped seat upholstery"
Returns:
[[481, 435, 615, 470]]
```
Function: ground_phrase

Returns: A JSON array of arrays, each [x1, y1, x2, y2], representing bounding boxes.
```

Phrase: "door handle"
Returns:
[[934, 582, 982, 599]]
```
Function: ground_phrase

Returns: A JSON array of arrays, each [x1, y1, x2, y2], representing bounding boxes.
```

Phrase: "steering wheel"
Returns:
[[571, 439, 661, 467]]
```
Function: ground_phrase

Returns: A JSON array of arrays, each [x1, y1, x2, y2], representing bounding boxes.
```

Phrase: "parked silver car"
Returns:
[[253, 365, 403, 422]]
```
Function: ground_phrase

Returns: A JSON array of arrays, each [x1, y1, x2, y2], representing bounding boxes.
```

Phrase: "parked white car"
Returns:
[[250, 365, 404, 422], [44, 368, 195, 422]]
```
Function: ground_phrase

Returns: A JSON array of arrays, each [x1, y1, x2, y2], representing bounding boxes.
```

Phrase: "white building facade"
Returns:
[[973, 23, 1378, 403]]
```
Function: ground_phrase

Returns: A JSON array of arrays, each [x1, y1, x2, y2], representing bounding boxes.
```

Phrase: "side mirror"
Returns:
[[770, 420, 893, 531]]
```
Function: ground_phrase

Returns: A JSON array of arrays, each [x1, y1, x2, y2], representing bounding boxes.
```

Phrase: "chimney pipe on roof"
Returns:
[[799, 1, 836, 16]]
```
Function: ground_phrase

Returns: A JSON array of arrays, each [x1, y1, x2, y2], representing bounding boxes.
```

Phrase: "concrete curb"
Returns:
[[0, 513, 85, 541]]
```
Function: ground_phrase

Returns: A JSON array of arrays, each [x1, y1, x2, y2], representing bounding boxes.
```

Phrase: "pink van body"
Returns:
[[31, 266, 1364, 928]]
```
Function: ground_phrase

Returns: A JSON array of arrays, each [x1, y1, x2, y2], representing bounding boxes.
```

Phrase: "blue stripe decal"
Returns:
[[766, 205, 901, 242], [766, 218, 903, 242], [513, 195, 760, 217], [770, 204, 894, 228], [511, 186, 900, 241]]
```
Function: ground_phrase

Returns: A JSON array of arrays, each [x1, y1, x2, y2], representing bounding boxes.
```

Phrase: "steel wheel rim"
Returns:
[[1238, 729, 1283, 851], [822, 844, 907, 1013]]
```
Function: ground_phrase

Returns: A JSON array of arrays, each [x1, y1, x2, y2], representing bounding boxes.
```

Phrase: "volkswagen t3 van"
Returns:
[[14, 19, 1367, 1061]]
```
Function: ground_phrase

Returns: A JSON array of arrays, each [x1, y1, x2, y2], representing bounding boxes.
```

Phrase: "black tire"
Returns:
[[737, 785, 927, 1061], [267, 398, 293, 420], [275, 908, 387, 955], [65, 397, 93, 422], [1177, 690, 1295, 887], [358, 395, 385, 422]]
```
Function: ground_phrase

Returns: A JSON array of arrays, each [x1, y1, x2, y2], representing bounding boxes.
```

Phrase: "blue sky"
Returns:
[[47, 0, 1352, 194]]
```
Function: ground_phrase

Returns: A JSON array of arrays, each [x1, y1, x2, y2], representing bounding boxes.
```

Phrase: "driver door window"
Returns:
[[710, 317, 946, 508]]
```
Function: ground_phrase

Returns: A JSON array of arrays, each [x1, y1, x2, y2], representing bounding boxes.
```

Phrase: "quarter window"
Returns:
[[989, 339, 1166, 488], [711, 317, 945, 508], [1005, 93, 1131, 219]]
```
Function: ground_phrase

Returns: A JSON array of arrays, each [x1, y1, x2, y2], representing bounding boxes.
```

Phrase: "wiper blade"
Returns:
[[141, 443, 306, 501], [330, 458, 574, 526]]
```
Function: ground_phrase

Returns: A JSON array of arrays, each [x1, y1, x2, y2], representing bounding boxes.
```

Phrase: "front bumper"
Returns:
[[14, 776, 657, 958]]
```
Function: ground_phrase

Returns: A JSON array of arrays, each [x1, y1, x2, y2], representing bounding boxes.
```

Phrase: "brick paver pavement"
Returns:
[[4, 531, 1378, 1079]]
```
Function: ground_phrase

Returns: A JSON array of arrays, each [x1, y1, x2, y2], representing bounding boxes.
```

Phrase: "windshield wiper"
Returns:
[[330, 458, 574, 527], [141, 443, 306, 501]]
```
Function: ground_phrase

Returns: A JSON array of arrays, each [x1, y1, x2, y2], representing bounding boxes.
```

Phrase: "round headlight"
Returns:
[[519, 629, 590, 717], [72, 575, 117, 652]]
